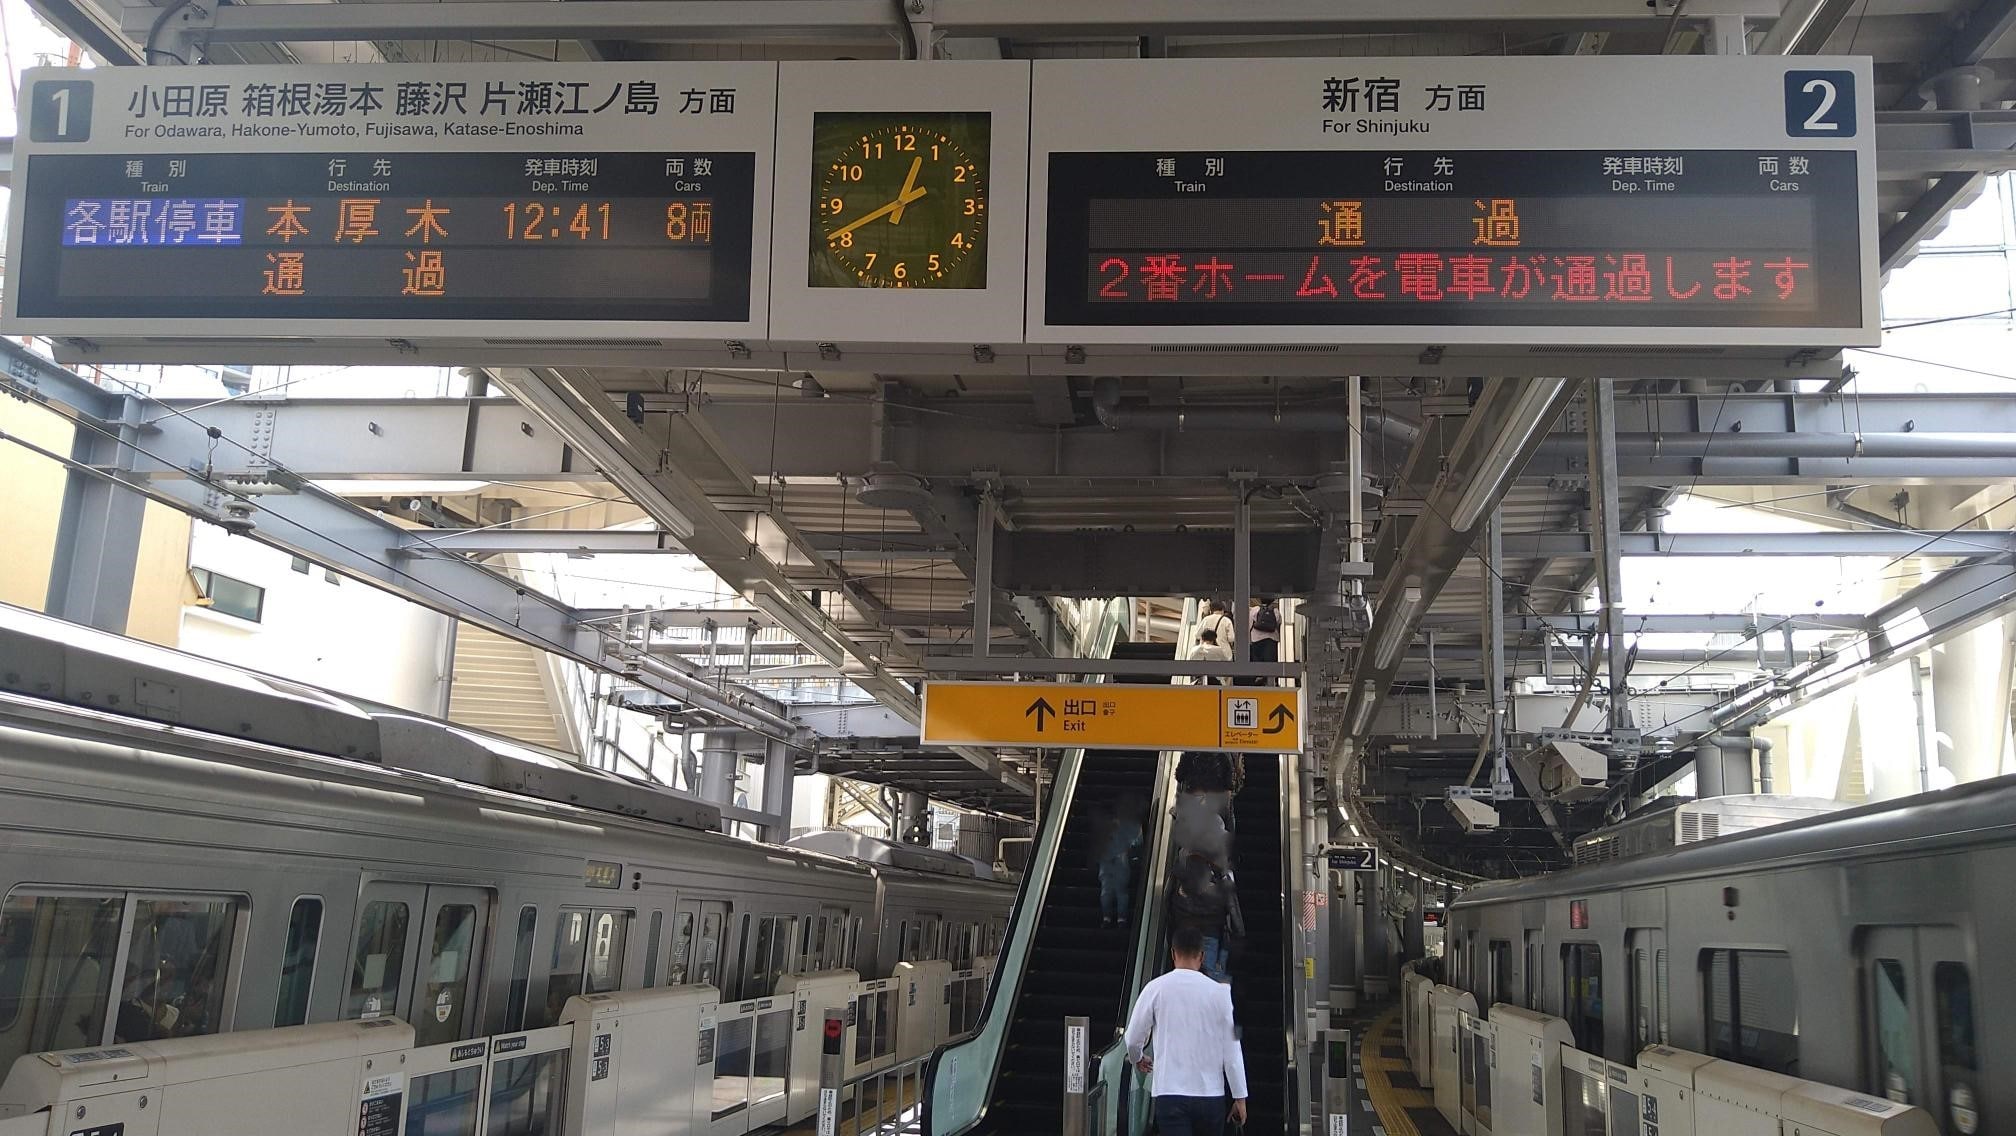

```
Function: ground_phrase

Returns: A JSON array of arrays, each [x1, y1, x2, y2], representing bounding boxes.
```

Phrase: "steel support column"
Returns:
[[1588, 382, 1633, 733], [1233, 484, 1253, 662], [973, 491, 997, 658], [44, 396, 146, 634]]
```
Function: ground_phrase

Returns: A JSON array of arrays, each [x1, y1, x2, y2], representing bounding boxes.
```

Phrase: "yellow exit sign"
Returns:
[[920, 681, 1304, 753]]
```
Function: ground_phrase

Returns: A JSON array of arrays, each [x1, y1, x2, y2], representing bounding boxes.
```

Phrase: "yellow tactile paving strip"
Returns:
[[1359, 1007, 1435, 1136]]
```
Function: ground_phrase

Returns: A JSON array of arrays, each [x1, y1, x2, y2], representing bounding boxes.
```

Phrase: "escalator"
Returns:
[[978, 641, 1172, 1134], [1226, 751, 1291, 1135]]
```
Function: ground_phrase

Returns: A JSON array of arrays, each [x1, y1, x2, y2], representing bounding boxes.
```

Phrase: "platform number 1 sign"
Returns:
[[1785, 70, 1856, 138], [28, 79, 93, 143]]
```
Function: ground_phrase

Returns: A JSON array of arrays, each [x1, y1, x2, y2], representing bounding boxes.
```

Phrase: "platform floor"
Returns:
[[1348, 1004, 1456, 1136]]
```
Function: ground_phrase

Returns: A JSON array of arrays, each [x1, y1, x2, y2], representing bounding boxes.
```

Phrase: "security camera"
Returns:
[[1446, 795, 1499, 833], [1534, 740, 1609, 802]]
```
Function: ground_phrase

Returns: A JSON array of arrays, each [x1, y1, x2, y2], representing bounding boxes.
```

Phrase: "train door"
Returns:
[[1862, 924, 1980, 1135], [345, 882, 492, 1046], [1626, 928, 1667, 1051]]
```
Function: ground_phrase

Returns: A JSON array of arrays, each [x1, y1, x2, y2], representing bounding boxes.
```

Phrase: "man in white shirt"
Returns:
[[1187, 627, 1232, 685], [1123, 926, 1249, 1135]]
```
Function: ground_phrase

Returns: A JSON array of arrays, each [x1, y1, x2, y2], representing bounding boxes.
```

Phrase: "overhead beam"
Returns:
[[162, 392, 2016, 489], [1419, 611, 1864, 635], [1756, 0, 1862, 53], [927, 0, 1774, 37], [0, 341, 794, 737], [116, 0, 902, 43], [480, 367, 1031, 795], [405, 529, 682, 555], [1500, 529, 2016, 559]]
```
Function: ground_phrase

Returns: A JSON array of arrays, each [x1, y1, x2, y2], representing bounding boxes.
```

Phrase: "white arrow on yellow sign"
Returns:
[[920, 681, 1304, 754]]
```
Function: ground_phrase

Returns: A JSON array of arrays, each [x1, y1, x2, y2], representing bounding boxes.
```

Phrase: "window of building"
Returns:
[[273, 897, 322, 1027], [1703, 948, 1799, 1074], [190, 568, 265, 623]]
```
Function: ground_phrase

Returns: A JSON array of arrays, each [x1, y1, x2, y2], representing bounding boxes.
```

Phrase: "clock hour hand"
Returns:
[[889, 156, 924, 225]]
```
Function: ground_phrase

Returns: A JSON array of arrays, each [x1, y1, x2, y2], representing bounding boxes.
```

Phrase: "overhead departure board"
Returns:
[[1027, 57, 1878, 350], [4, 62, 775, 344], [17, 151, 754, 322], [1046, 149, 1862, 329]]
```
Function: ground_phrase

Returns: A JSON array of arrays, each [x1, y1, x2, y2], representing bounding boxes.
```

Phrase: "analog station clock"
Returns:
[[809, 111, 990, 289]]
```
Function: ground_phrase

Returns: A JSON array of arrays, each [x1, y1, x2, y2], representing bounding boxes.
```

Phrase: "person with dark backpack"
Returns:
[[1242, 597, 1281, 686]]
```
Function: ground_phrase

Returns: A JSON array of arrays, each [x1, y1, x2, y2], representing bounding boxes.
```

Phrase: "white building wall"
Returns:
[[178, 521, 452, 713]]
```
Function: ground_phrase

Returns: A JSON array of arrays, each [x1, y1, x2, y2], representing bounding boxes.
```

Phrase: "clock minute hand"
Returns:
[[830, 182, 930, 240], [889, 156, 925, 225]]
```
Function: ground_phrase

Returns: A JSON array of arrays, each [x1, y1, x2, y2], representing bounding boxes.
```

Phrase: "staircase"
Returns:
[[1227, 752, 1291, 1135], [978, 641, 1171, 1134], [446, 623, 571, 753]]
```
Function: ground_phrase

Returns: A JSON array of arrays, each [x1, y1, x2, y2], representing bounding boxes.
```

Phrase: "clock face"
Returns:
[[809, 111, 990, 289]]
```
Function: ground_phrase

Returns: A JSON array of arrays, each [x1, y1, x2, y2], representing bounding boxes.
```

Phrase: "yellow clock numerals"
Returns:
[[809, 112, 991, 290]]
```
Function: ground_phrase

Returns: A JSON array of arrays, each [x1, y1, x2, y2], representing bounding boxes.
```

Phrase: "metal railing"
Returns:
[[819, 1049, 934, 1136]]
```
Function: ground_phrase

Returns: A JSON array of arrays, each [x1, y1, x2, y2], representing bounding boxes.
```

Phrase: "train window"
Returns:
[[667, 912, 695, 985], [1488, 941, 1512, 1008], [1524, 931, 1540, 1010], [697, 909, 725, 988], [413, 904, 477, 1048], [273, 897, 323, 1028], [348, 899, 411, 1021], [809, 917, 828, 972], [543, 907, 632, 1023], [1561, 943, 1604, 1055], [117, 897, 239, 1045], [1934, 961, 1976, 1079], [487, 1046, 567, 1136], [1703, 949, 1799, 1074], [0, 893, 122, 1070], [1873, 958, 1914, 1102], [544, 910, 588, 1025], [503, 906, 536, 1033], [642, 912, 663, 990], [777, 916, 799, 983], [1656, 949, 1670, 1045], [585, 911, 626, 995]]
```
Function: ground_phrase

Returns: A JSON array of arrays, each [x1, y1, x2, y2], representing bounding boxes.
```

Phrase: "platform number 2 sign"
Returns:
[[29, 79, 93, 143], [1785, 70, 1856, 138]]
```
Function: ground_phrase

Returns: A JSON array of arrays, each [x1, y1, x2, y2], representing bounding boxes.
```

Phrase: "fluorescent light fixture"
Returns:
[[1349, 681, 1379, 735], [1448, 378, 1569, 532], [1369, 578, 1425, 670]]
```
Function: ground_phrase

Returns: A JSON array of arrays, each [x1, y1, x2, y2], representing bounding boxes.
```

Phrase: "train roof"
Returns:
[[1455, 773, 2016, 907], [0, 601, 997, 888], [788, 829, 1000, 881]]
